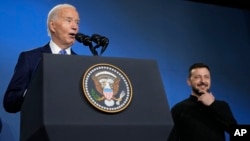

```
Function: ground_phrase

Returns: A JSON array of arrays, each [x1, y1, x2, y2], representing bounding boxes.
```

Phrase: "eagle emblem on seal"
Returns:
[[82, 63, 132, 113], [92, 71, 125, 107]]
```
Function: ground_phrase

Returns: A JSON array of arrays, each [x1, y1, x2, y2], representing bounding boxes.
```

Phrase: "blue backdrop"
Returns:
[[1, 0, 250, 141]]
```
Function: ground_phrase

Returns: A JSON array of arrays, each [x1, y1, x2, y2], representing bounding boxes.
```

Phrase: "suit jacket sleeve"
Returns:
[[3, 52, 32, 113]]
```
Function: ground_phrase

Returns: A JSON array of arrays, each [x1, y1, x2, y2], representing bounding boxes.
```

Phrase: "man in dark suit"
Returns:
[[3, 3, 80, 113]]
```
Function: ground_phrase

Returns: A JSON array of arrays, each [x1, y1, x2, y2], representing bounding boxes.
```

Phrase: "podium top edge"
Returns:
[[42, 53, 158, 62]]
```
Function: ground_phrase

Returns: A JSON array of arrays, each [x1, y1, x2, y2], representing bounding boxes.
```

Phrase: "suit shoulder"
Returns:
[[22, 46, 45, 54], [20, 43, 50, 56]]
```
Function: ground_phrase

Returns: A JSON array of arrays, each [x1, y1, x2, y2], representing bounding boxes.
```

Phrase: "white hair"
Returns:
[[47, 4, 76, 37]]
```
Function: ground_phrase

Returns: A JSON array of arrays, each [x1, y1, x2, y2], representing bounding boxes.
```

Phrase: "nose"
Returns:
[[199, 77, 206, 83], [71, 22, 78, 31], [200, 77, 204, 82]]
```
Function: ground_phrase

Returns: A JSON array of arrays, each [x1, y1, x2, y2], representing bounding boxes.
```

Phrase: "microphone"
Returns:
[[99, 36, 109, 55], [91, 34, 109, 47], [75, 33, 97, 55], [75, 33, 91, 46], [75, 32, 109, 56], [90, 34, 101, 45]]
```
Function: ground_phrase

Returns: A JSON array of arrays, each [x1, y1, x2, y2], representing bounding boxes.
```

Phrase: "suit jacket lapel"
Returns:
[[41, 43, 52, 54], [71, 49, 77, 55]]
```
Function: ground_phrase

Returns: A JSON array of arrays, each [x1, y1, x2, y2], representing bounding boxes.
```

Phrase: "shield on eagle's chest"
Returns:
[[103, 87, 113, 100]]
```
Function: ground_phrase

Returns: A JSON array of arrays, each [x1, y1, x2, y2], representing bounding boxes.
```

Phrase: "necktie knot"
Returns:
[[59, 49, 67, 55]]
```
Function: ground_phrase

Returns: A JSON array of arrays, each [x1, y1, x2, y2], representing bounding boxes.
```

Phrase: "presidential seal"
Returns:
[[82, 63, 133, 113]]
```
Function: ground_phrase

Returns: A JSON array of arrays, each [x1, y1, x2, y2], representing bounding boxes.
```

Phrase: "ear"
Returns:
[[49, 20, 56, 33], [187, 78, 191, 86]]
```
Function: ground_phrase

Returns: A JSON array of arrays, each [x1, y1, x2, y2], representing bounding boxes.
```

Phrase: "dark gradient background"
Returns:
[[0, 0, 249, 141]]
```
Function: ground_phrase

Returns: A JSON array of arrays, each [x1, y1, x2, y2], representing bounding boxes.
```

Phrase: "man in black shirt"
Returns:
[[167, 63, 237, 141]]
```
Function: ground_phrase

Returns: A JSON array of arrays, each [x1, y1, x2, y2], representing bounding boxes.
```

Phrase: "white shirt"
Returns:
[[49, 40, 72, 55]]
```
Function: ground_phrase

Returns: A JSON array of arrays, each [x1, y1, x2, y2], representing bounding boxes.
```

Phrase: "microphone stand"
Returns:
[[89, 43, 107, 56], [87, 43, 98, 56]]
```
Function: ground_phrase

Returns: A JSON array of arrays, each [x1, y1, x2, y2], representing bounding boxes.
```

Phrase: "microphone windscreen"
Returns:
[[75, 33, 84, 43], [75, 33, 91, 46]]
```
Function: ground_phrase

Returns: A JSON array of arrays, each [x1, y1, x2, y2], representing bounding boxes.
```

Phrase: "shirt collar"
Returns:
[[189, 95, 198, 101], [49, 40, 71, 55]]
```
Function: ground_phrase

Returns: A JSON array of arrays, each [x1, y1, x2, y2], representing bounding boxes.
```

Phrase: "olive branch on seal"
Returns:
[[90, 89, 101, 101]]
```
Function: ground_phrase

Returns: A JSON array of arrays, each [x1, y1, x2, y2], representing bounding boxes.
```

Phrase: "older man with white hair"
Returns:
[[3, 3, 80, 113]]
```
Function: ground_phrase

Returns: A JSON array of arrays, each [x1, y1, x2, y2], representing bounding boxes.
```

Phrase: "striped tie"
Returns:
[[59, 49, 67, 55]]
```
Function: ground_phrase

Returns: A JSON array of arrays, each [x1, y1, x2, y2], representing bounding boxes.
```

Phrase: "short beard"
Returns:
[[192, 87, 203, 96], [192, 87, 210, 96]]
